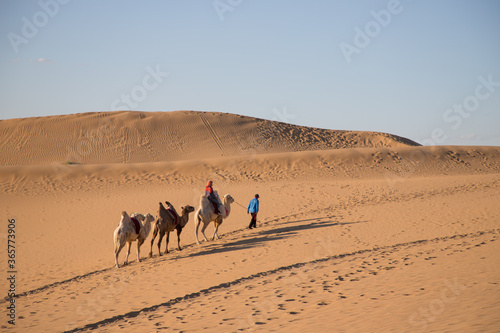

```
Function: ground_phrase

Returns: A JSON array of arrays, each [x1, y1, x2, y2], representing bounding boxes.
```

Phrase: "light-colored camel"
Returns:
[[114, 211, 154, 268], [194, 191, 234, 244], [149, 201, 195, 257]]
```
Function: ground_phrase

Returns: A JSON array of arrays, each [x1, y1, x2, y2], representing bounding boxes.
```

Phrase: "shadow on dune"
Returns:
[[188, 220, 369, 258], [258, 220, 368, 237], [64, 229, 495, 333], [8, 219, 368, 302]]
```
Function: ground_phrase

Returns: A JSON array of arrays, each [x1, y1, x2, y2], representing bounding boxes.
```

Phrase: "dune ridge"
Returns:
[[0, 110, 420, 166]]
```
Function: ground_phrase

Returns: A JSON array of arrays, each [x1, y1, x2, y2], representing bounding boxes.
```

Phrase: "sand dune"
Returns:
[[0, 111, 499, 332], [0, 111, 419, 166]]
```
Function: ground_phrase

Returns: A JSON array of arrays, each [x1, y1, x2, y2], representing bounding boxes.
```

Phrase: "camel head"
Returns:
[[144, 213, 154, 223], [138, 213, 154, 239], [181, 205, 195, 215], [131, 213, 145, 222], [224, 194, 234, 204]]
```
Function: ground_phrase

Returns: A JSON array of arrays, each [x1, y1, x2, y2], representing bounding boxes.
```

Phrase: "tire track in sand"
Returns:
[[198, 113, 224, 155]]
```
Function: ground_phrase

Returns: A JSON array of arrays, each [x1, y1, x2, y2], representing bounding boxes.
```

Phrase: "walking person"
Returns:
[[247, 194, 260, 229]]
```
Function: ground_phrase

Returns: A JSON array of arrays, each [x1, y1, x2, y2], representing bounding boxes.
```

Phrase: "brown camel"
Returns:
[[149, 201, 195, 257]]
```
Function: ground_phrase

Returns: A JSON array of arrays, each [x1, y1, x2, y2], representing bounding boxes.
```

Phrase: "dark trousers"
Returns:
[[249, 213, 257, 228], [209, 197, 219, 214]]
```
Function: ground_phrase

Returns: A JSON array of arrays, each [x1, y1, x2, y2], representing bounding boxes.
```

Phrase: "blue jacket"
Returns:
[[247, 198, 259, 213]]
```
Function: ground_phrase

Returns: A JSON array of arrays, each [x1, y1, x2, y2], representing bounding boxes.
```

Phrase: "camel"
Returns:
[[194, 191, 234, 244], [113, 211, 154, 268], [149, 201, 195, 257]]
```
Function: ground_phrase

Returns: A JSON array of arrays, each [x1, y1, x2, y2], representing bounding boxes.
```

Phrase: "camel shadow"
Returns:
[[188, 220, 368, 259], [188, 233, 288, 258], [258, 220, 368, 237]]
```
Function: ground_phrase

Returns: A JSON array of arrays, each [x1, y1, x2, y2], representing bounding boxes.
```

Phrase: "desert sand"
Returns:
[[1, 111, 499, 332]]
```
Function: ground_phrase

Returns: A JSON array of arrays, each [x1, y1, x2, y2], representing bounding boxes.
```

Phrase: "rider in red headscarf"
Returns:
[[205, 180, 220, 214]]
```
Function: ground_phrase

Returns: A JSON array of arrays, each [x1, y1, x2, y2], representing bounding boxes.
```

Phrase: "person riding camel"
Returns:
[[205, 180, 220, 214]]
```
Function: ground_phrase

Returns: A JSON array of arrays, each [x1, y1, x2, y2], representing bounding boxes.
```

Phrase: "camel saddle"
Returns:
[[211, 202, 219, 214], [166, 208, 179, 226], [131, 217, 141, 234], [211, 203, 227, 216]]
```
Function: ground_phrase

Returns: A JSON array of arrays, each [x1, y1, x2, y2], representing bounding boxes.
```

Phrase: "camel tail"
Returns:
[[152, 218, 159, 234], [113, 230, 120, 254], [118, 211, 128, 228]]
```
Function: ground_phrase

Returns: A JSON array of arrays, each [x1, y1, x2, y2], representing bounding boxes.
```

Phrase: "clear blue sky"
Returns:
[[1, 0, 499, 146]]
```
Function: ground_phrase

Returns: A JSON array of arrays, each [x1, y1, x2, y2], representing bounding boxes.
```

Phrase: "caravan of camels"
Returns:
[[113, 189, 234, 268]]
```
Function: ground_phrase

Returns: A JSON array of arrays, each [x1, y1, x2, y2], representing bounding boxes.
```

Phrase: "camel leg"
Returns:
[[177, 227, 182, 251], [149, 225, 158, 258], [164, 232, 170, 255], [137, 239, 142, 263], [195, 212, 201, 245], [195, 224, 200, 245], [213, 217, 223, 240], [157, 232, 164, 256], [212, 223, 217, 241], [115, 241, 125, 268], [124, 241, 132, 265], [212, 223, 220, 241], [201, 222, 209, 242]]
